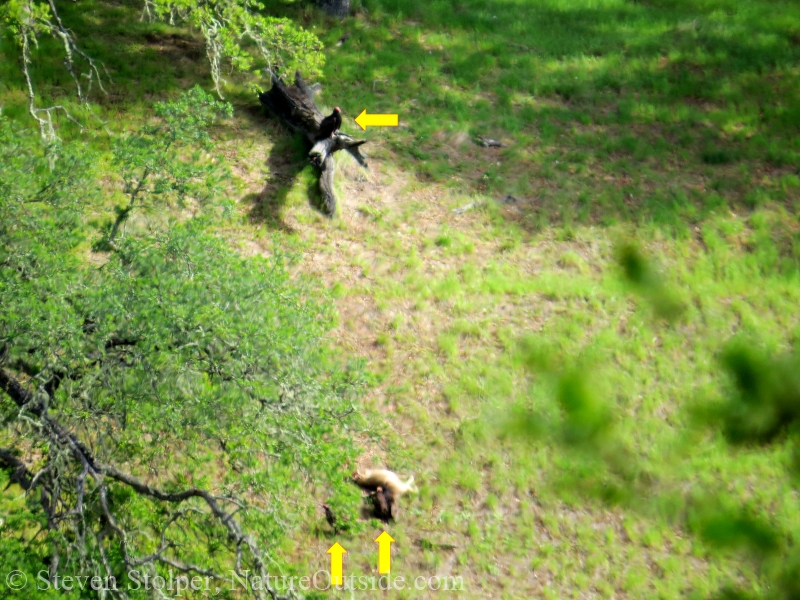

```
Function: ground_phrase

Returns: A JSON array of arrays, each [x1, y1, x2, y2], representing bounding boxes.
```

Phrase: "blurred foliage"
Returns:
[[506, 241, 800, 600], [616, 242, 686, 322], [718, 343, 800, 448], [688, 497, 781, 559], [508, 339, 642, 506], [0, 0, 324, 104], [508, 338, 612, 448], [620, 244, 800, 600]]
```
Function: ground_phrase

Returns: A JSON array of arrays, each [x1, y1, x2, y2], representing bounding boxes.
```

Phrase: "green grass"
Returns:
[[2, 0, 800, 597], [295, 0, 800, 230], [298, 207, 799, 598], [277, 1, 800, 594]]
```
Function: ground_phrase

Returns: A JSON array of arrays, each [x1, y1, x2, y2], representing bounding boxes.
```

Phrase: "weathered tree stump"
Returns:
[[259, 71, 367, 216]]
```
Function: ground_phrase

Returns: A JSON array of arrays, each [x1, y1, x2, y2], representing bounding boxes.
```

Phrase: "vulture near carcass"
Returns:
[[317, 107, 342, 140], [322, 503, 339, 533], [371, 486, 397, 522]]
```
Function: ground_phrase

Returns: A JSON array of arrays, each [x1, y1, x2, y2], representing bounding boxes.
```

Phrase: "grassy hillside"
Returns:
[[2, 0, 800, 598]]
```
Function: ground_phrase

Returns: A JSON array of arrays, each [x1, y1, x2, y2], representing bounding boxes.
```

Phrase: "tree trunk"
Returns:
[[259, 72, 367, 216], [316, 0, 350, 18]]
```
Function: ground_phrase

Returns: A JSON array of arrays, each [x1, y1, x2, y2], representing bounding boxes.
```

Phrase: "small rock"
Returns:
[[475, 136, 504, 148], [452, 201, 484, 215]]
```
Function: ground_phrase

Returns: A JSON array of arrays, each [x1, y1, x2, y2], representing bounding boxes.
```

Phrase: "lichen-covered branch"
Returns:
[[309, 133, 368, 168], [0, 366, 290, 600], [7, 0, 322, 139], [9, 0, 109, 143]]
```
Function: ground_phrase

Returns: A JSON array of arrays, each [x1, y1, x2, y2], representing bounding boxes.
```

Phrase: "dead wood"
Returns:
[[259, 71, 368, 216]]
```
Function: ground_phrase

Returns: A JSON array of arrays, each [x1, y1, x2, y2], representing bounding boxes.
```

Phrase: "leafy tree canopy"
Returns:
[[0, 0, 324, 140], [0, 89, 365, 599]]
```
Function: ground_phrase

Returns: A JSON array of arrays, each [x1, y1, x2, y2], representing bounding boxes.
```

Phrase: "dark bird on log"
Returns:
[[317, 107, 342, 140], [370, 486, 397, 522]]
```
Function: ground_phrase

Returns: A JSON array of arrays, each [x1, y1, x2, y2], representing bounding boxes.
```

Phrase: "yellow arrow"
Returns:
[[327, 542, 347, 586], [374, 531, 395, 574], [355, 109, 399, 131]]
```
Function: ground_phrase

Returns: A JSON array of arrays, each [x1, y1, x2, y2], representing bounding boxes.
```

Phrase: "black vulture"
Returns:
[[370, 486, 397, 522], [322, 503, 339, 533], [317, 107, 342, 140]]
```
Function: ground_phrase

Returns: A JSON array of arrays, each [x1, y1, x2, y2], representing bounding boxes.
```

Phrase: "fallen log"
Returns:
[[259, 71, 368, 216]]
